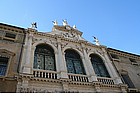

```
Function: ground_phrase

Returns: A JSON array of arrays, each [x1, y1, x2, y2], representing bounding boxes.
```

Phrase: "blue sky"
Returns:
[[0, 0, 140, 55]]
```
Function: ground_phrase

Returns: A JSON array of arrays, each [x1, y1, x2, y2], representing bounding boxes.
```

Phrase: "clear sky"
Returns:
[[0, 0, 140, 55]]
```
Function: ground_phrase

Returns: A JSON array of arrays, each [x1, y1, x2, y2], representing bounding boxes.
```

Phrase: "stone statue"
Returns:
[[93, 36, 100, 46], [73, 25, 77, 29], [52, 20, 58, 25], [62, 19, 68, 26], [31, 22, 37, 29]]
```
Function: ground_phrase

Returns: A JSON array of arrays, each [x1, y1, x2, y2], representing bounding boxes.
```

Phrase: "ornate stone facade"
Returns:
[[0, 22, 139, 93]]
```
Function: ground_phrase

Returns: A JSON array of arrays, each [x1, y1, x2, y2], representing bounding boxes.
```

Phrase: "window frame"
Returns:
[[33, 44, 56, 71], [90, 54, 110, 78], [65, 49, 86, 75]]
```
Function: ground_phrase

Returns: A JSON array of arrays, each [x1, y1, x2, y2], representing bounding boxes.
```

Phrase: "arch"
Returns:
[[62, 46, 84, 59], [32, 41, 57, 54], [65, 49, 85, 75], [90, 54, 110, 77], [33, 44, 56, 71], [88, 51, 106, 62]]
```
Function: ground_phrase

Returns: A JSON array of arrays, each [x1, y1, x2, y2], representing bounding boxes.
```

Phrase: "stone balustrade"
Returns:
[[68, 73, 89, 82], [33, 69, 57, 79], [97, 77, 115, 85]]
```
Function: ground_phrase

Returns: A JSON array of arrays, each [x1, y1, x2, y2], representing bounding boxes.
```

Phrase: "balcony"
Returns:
[[33, 70, 115, 85], [68, 73, 89, 82], [33, 69, 57, 79], [97, 77, 115, 85]]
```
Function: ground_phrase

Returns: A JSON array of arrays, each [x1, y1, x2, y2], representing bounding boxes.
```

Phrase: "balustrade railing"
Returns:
[[97, 77, 115, 85], [33, 69, 57, 79], [68, 73, 89, 82], [33, 70, 115, 85]]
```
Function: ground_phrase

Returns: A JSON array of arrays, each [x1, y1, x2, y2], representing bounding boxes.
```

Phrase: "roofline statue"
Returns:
[[52, 20, 58, 26], [31, 22, 37, 29], [62, 19, 68, 26], [93, 36, 100, 46]]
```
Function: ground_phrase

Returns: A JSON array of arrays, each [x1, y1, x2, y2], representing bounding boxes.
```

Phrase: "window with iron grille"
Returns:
[[34, 44, 56, 71], [0, 57, 9, 76], [65, 49, 85, 75], [90, 54, 110, 77]]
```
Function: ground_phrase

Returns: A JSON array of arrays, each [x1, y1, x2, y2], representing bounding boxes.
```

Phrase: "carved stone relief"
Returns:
[[61, 31, 79, 41]]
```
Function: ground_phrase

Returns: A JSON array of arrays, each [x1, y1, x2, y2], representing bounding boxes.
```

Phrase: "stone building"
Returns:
[[0, 23, 25, 92], [108, 48, 140, 92], [0, 22, 139, 92]]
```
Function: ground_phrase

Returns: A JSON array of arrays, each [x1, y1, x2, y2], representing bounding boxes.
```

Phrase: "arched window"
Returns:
[[90, 54, 110, 77], [0, 56, 9, 76], [34, 44, 56, 71], [65, 49, 85, 75]]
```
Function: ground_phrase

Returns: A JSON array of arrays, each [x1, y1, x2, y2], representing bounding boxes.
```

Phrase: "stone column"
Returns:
[[81, 43, 98, 82], [101, 47, 123, 84], [22, 30, 34, 74], [57, 39, 68, 79]]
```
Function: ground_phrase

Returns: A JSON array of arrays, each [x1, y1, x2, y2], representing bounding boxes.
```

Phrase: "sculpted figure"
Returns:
[[93, 36, 100, 46], [52, 20, 58, 25], [31, 22, 37, 29], [62, 19, 68, 26]]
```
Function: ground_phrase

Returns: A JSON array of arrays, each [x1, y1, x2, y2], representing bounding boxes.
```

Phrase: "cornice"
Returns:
[[0, 24, 24, 34], [108, 48, 140, 60]]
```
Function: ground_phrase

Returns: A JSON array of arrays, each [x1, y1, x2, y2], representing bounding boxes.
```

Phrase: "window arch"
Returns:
[[33, 44, 56, 71], [65, 49, 85, 75], [90, 54, 110, 77]]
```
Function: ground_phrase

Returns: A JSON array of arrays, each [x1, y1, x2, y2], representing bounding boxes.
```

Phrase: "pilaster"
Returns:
[[57, 38, 68, 79], [22, 29, 35, 74], [81, 43, 98, 82], [102, 48, 123, 84]]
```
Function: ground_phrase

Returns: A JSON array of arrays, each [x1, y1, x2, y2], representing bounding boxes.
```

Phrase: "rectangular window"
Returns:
[[3, 32, 16, 42], [121, 74, 135, 88], [0, 57, 9, 76], [5, 32, 16, 39]]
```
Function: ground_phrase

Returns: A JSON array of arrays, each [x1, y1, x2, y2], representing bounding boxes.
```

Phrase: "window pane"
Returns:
[[65, 50, 85, 75], [34, 44, 56, 71], [90, 54, 110, 77], [0, 57, 8, 76], [74, 60, 84, 74], [45, 56, 55, 71], [66, 59, 75, 73]]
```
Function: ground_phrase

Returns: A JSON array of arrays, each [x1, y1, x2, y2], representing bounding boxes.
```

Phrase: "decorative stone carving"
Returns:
[[96, 49, 103, 56], [61, 42, 68, 49], [75, 45, 83, 52], [85, 47, 92, 54], [61, 31, 79, 41], [48, 39, 58, 48]]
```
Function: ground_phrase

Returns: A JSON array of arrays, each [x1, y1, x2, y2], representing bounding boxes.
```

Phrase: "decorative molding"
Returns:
[[61, 31, 79, 41]]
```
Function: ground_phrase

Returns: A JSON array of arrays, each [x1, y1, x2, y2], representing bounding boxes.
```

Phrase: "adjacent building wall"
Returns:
[[108, 48, 140, 92], [0, 23, 25, 92]]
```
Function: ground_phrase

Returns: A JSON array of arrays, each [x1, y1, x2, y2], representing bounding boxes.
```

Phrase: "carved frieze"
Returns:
[[61, 31, 79, 41]]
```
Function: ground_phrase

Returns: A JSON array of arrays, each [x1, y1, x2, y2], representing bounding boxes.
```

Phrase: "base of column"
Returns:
[[22, 66, 32, 74]]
